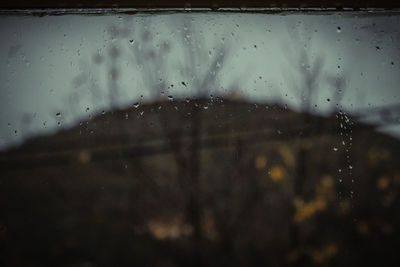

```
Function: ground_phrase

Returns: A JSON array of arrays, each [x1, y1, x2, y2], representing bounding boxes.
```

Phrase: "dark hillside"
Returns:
[[1, 98, 400, 267]]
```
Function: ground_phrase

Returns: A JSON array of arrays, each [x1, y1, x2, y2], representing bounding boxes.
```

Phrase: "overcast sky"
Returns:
[[0, 11, 399, 149]]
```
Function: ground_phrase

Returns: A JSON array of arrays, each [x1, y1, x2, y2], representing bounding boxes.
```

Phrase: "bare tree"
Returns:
[[72, 15, 235, 266]]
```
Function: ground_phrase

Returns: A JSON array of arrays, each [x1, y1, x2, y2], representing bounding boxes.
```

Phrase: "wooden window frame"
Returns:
[[0, 1, 399, 12]]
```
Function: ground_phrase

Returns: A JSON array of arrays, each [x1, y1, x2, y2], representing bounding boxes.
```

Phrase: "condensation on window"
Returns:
[[0, 11, 399, 267]]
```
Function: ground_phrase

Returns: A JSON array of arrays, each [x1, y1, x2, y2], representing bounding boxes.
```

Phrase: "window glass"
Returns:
[[0, 10, 400, 266]]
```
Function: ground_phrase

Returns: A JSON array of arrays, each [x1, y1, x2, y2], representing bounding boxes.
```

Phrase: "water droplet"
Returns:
[[337, 26, 341, 33], [168, 95, 173, 101], [133, 102, 140, 108], [333, 147, 338, 151], [56, 112, 61, 117]]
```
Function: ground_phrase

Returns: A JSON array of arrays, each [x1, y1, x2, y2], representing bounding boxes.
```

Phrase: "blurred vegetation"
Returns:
[[1, 98, 400, 267], [1, 14, 400, 267]]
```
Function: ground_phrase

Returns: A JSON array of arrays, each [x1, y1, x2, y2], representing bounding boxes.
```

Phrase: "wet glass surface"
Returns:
[[0, 11, 400, 267]]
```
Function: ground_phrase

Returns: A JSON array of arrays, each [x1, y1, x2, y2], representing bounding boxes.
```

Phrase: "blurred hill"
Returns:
[[1, 98, 400, 267]]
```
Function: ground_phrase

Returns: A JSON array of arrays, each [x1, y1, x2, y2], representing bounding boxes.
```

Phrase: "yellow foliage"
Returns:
[[310, 243, 338, 265], [202, 210, 218, 241], [279, 145, 295, 167], [269, 165, 285, 182], [78, 150, 91, 164], [337, 200, 351, 215], [321, 175, 334, 189], [368, 148, 389, 166], [325, 243, 338, 257], [311, 250, 325, 264], [293, 176, 334, 223], [293, 197, 305, 208], [357, 221, 369, 235], [288, 244, 338, 265], [314, 197, 328, 210], [147, 217, 193, 240], [286, 250, 300, 264], [254, 154, 267, 170], [297, 139, 312, 150], [316, 175, 334, 198], [377, 176, 390, 190], [293, 198, 327, 223]]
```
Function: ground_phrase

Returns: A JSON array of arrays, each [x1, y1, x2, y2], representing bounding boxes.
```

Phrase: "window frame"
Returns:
[[0, 0, 399, 11]]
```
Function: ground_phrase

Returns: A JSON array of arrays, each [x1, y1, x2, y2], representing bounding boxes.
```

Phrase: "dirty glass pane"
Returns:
[[1, 11, 400, 267]]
